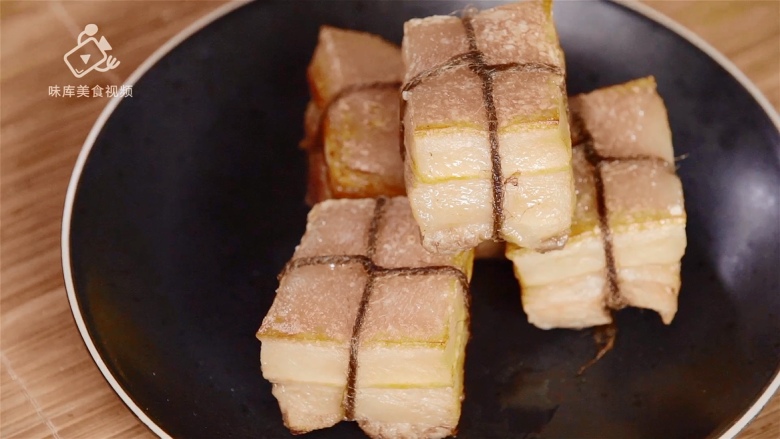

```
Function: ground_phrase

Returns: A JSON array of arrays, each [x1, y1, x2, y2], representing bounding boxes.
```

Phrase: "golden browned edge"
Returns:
[[304, 31, 406, 204]]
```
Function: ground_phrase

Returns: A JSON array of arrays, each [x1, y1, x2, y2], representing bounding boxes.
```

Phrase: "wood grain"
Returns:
[[1, 1, 778, 438]]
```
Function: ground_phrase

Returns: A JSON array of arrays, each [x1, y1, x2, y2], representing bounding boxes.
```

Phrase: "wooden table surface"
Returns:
[[1, 1, 778, 438]]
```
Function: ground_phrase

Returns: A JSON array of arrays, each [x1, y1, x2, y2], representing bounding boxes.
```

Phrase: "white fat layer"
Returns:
[[262, 291, 468, 436], [406, 162, 574, 252], [272, 382, 343, 433], [508, 222, 686, 287], [520, 271, 612, 330], [519, 263, 682, 329]]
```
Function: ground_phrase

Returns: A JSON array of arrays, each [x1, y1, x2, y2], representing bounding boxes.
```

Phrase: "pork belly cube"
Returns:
[[257, 197, 473, 438], [303, 26, 405, 203], [402, 1, 574, 253], [507, 77, 687, 329]]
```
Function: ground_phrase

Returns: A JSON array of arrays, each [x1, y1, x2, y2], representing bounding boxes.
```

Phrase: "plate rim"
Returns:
[[60, 1, 780, 438]]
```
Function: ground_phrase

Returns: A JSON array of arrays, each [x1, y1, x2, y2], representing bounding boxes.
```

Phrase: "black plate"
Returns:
[[63, 1, 780, 438]]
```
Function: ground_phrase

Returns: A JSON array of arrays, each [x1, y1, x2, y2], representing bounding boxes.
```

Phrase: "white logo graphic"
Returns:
[[63, 24, 120, 78]]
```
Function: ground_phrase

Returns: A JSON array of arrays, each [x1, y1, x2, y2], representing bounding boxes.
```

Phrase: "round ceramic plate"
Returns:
[[63, 1, 780, 438]]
